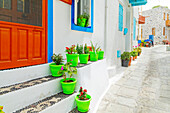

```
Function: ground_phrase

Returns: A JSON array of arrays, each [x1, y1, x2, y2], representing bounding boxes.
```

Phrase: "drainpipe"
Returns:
[[104, 0, 108, 53]]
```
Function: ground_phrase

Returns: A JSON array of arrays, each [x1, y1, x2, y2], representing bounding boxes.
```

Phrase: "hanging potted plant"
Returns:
[[98, 48, 104, 60], [121, 52, 131, 67], [90, 41, 100, 61], [77, 13, 90, 27], [49, 54, 64, 77], [58, 62, 77, 94], [65, 45, 79, 67], [76, 44, 89, 64], [75, 87, 92, 112]]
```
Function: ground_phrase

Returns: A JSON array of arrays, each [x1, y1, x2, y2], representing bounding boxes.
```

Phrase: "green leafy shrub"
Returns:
[[51, 54, 64, 65], [121, 52, 131, 61], [131, 51, 137, 57]]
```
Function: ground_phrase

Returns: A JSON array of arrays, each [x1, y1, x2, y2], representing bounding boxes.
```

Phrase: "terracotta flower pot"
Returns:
[[129, 57, 132, 66], [133, 57, 135, 60]]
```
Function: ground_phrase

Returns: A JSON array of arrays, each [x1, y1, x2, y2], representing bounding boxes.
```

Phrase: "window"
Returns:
[[152, 28, 155, 36], [0, 0, 42, 26], [164, 13, 166, 20], [163, 27, 165, 36], [71, 0, 94, 33], [119, 4, 123, 31], [0, 0, 11, 9], [167, 14, 169, 20]]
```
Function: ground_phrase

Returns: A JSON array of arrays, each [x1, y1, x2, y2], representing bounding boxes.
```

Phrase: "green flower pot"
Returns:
[[66, 54, 79, 67], [75, 94, 92, 112], [79, 54, 89, 64], [90, 52, 98, 61], [98, 51, 104, 60], [60, 78, 77, 95], [77, 18, 87, 27], [49, 63, 64, 77]]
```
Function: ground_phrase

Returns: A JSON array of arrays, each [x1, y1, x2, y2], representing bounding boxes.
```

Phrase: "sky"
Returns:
[[142, 0, 170, 11]]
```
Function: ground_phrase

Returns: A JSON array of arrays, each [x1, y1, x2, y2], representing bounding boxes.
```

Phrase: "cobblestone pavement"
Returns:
[[97, 46, 170, 113]]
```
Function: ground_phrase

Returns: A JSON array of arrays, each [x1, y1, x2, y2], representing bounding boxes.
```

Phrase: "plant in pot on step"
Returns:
[[58, 62, 77, 94], [98, 48, 104, 60], [131, 51, 136, 61], [50, 54, 64, 77], [77, 13, 90, 27], [75, 87, 92, 112], [121, 52, 131, 67], [65, 45, 79, 67], [76, 44, 89, 64], [90, 41, 100, 61], [137, 47, 142, 56]]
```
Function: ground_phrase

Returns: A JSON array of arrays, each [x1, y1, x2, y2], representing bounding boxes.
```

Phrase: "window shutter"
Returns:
[[119, 4, 123, 31], [60, 0, 72, 5]]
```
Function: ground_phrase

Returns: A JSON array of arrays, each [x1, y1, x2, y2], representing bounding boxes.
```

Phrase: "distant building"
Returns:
[[142, 6, 170, 44]]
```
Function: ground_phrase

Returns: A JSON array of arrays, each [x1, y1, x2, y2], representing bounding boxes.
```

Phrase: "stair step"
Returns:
[[14, 92, 75, 113], [0, 75, 60, 95], [69, 108, 90, 113], [0, 75, 63, 113]]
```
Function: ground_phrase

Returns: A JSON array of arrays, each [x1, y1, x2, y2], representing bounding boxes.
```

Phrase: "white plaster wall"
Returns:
[[53, 0, 132, 70]]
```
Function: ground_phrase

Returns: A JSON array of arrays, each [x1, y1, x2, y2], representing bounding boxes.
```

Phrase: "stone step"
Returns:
[[0, 63, 51, 87], [13, 92, 76, 113], [0, 75, 63, 113]]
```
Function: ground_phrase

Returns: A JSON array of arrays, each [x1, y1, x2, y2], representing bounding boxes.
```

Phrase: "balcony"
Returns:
[[166, 20, 170, 27], [129, 0, 147, 6], [138, 15, 145, 24]]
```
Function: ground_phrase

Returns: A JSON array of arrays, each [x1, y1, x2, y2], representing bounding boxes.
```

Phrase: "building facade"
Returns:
[[0, 0, 147, 112], [142, 7, 170, 44]]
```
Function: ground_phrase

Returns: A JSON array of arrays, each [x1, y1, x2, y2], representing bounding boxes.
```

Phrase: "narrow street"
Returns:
[[97, 46, 170, 113]]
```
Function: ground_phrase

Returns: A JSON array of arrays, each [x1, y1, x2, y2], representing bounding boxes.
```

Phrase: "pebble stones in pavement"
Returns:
[[97, 46, 170, 113]]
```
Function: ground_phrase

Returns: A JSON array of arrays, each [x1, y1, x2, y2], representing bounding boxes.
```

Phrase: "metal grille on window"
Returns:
[[0, 0, 42, 26]]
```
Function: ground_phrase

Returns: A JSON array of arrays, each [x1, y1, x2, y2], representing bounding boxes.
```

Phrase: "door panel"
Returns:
[[0, 0, 46, 70], [0, 27, 11, 61]]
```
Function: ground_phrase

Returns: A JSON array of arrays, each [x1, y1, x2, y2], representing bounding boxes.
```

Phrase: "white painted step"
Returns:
[[0, 63, 51, 87], [0, 76, 62, 113]]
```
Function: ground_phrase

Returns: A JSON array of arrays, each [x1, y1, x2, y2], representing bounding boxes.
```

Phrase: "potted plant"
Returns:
[[98, 48, 104, 60], [65, 45, 79, 67], [137, 47, 142, 56], [76, 44, 89, 64], [90, 41, 100, 61], [77, 13, 90, 27], [0, 106, 4, 113], [58, 62, 77, 94], [75, 87, 92, 112], [50, 54, 64, 77], [121, 52, 131, 67], [131, 51, 136, 61]]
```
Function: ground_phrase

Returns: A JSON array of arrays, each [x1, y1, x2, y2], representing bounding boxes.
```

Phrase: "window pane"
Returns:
[[0, 0, 42, 26]]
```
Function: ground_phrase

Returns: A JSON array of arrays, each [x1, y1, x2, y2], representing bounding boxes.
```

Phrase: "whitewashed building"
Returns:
[[0, 0, 147, 112]]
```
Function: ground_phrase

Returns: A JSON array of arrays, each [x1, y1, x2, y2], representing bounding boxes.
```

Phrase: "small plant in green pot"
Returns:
[[98, 49, 104, 60], [131, 51, 136, 60], [76, 44, 89, 64], [65, 45, 79, 67], [77, 13, 90, 27], [58, 62, 77, 94], [75, 87, 92, 112], [121, 52, 131, 67], [50, 54, 64, 77], [90, 41, 100, 61]]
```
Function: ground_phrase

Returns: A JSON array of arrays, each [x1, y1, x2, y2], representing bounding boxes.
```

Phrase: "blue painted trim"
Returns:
[[129, 0, 147, 6], [133, 18, 136, 41], [117, 50, 121, 58], [124, 28, 128, 35], [119, 4, 123, 31], [48, 0, 53, 63], [71, 0, 94, 33]]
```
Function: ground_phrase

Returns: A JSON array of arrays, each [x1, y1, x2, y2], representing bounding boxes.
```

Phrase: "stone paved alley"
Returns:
[[97, 46, 170, 113]]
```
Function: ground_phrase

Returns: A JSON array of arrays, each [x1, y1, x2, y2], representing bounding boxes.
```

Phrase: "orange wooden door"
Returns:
[[0, 0, 46, 70]]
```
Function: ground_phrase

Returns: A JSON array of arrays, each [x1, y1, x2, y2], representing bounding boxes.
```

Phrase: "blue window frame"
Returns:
[[71, 0, 94, 33], [119, 4, 123, 31], [133, 18, 136, 40]]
